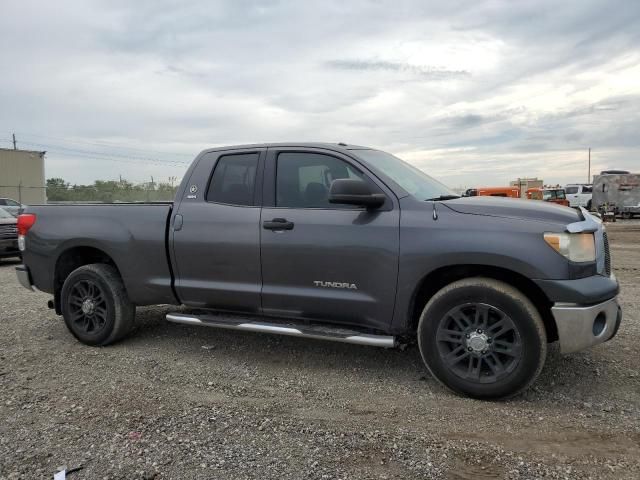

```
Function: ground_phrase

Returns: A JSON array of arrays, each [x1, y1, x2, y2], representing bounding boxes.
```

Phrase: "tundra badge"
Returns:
[[313, 281, 358, 290]]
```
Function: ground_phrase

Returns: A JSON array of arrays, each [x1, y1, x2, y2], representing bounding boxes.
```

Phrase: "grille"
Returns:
[[603, 230, 611, 276], [0, 224, 17, 239]]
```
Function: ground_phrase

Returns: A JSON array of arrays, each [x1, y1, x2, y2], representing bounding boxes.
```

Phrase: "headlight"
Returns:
[[543, 232, 595, 262]]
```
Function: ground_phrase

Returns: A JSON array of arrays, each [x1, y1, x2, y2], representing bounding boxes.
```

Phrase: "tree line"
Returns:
[[46, 178, 179, 203]]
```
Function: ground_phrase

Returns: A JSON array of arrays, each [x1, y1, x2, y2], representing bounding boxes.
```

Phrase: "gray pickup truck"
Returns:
[[15, 143, 621, 399]]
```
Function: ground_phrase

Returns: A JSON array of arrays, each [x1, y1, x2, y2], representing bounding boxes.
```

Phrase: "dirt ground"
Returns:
[[0, 222, 638, 479]]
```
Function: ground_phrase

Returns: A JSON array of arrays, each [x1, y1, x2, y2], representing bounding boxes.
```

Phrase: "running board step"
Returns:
[[166, 313, 396, 348]]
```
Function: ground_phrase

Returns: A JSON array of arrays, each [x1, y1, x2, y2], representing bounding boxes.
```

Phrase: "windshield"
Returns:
[[0, 207, 14, 219], [355, 150, 458, 201], [543, 190, 566, 200]]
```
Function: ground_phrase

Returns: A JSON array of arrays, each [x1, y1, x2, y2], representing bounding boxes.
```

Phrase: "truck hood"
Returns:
[[442, 196, 581, 224]]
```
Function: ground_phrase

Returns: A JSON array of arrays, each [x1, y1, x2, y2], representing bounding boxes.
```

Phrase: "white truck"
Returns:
[[564, 184, 593, 210]]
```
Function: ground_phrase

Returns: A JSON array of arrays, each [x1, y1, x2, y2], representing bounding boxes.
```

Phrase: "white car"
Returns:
[[564, 184, 592, 210], [0, 198, 25, 217]]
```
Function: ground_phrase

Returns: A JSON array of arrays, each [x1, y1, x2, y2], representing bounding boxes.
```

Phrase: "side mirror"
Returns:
[[328, 179, 386, 208]]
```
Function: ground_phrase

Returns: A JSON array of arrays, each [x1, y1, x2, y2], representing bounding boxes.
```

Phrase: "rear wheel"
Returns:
[[61, 264, 135, 346], [417, 278, 546, 399]]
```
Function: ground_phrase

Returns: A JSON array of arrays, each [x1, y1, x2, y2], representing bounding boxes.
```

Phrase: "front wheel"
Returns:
[[417, 278, 547, 399], [60, 264, 135, 346]]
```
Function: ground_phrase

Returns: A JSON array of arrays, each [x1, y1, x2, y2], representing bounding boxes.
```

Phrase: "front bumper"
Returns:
[[16, 264, 35, 291], [0, 238, 19, 257], [552, 296, 622, 354], [533, 274, 619, 304]]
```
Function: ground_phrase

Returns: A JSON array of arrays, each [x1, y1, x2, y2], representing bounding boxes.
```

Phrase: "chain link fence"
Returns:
[[0, 182, 178, 205]]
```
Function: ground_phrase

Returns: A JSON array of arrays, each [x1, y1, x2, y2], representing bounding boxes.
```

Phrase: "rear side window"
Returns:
[[206, 153, 259, 206], [0, 200, 6, 205], [582, 185, 592, 193]]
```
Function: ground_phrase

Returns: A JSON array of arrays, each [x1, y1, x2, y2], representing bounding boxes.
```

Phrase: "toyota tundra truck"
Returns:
[[15, 143, 622, 399]]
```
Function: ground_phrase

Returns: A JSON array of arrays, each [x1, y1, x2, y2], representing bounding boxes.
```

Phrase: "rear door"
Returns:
[[171, 148, 265, 312], [259, 147, 400, 331]]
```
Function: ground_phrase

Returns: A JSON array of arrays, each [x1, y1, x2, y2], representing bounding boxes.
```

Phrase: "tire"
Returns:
[[417, 278, 546, 399], [60, 264, 135, 346]]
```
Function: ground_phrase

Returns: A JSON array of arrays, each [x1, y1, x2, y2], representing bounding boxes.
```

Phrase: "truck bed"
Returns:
[[22, 203, 177, 306]]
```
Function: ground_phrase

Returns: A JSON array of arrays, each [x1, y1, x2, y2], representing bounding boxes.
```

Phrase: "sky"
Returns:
[[1, 0, 639, 188]]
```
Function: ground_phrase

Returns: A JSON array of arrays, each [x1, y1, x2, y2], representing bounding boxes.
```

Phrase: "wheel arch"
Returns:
[[408, 264, 558, 343], [53, 246, 122, 314]]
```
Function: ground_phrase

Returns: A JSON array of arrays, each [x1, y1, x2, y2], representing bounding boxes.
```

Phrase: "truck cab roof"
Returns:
[[197, 142, 372, 156]]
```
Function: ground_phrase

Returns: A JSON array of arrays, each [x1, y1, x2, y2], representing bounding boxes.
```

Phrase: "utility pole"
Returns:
[[12, 133, 17, 150], [588, 148, 591, 183]]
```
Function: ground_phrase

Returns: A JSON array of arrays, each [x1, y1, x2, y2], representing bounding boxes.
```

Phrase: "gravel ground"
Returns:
[[1, 222, 639, 480]]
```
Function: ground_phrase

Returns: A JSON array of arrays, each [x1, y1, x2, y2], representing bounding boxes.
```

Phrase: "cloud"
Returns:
[[0, 0, 639, 186], [326, 59, 470, 80]]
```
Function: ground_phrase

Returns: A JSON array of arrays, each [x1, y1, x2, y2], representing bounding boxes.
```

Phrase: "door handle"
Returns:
[[263, 218, 294, 230]]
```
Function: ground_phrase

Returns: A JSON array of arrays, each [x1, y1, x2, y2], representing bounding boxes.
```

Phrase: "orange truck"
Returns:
[[463, 187, 520, 198], [464, 186, 571, 207], [526, 188, 570, 207]]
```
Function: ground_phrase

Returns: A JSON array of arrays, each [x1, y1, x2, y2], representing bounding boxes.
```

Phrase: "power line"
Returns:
[[22, 142, 189, 165], [26, 147, 190, 168], [15, 131, 193, 158]]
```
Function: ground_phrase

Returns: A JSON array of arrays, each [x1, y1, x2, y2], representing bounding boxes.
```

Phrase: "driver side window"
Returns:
[[276, 152, 366, 208]]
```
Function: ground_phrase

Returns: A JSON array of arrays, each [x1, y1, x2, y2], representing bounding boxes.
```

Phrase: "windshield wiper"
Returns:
[[425, 195, 460, 201]]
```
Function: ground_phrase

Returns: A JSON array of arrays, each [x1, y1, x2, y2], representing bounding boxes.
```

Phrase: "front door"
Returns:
[[259, 148, 400, 331]]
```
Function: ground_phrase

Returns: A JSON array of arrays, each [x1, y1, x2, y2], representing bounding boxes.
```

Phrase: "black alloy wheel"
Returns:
[[417, 278, 547, 399], [61, 264, 135, 346], [436, 303, 522, 384], [66, 279, 109, 335]]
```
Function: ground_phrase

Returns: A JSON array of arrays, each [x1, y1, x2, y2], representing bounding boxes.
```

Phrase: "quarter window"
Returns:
[[276, 152, 367, 208], [206, 153, 259, 206]]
